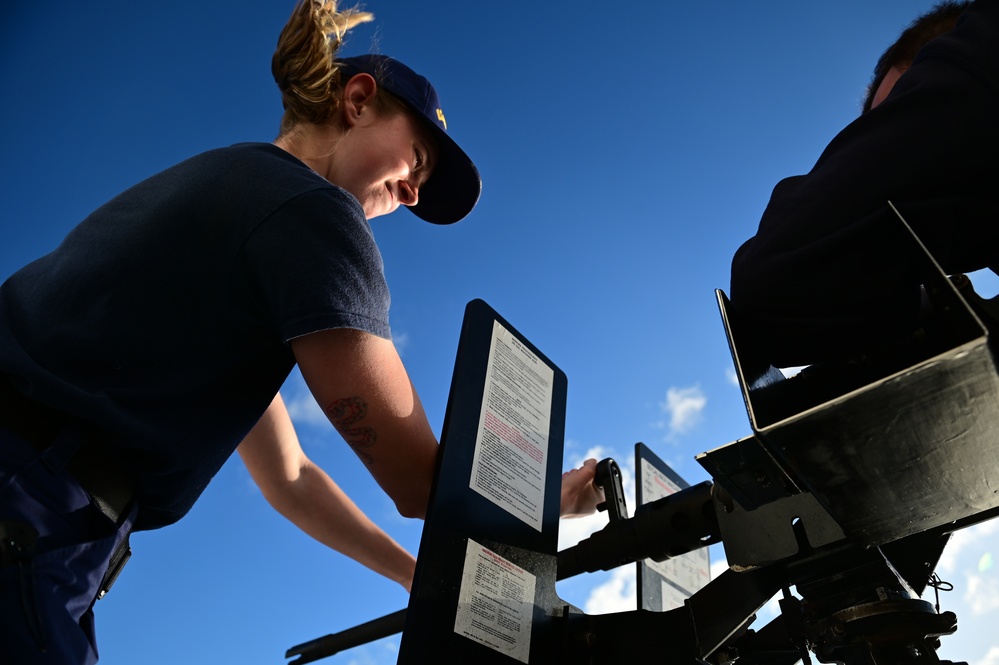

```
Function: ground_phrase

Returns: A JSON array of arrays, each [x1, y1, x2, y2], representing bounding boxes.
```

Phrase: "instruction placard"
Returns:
[[469, 320, 553, 531], [640, 457, 710, 609], [454, 539, 536, 663]]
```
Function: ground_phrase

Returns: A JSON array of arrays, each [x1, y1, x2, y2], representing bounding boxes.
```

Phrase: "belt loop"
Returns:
[[39, 426, 85, 475]]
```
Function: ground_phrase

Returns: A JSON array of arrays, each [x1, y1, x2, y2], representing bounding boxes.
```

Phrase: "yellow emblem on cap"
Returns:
[[436, 108, 447, 130]]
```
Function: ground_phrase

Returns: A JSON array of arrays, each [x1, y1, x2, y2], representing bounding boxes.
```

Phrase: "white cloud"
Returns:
[[964, 574, 999, 616], [974, 646, 999, 665], [938, 520, 999, 575], [725, 365, 739, 387], [584, 566, 637, 615], [661, 385, 707, 437], [564, 444, 611, 471], [280, 367, 329, 429], [558, 510, 608, 552], [284, 390, 328, 427]]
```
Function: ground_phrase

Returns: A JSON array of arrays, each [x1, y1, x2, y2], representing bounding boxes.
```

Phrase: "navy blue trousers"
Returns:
[[0, 427, 135, 664]]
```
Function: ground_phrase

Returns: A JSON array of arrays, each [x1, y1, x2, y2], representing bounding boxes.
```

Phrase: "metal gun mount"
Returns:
[[287, 209, 999, 665]]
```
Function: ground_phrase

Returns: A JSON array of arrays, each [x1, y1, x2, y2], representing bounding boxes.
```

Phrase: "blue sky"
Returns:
[[3, 1, 998, 664]]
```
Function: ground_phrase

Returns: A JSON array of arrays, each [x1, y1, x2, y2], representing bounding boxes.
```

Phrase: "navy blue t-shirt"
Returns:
[[0, 143, 391, 529]]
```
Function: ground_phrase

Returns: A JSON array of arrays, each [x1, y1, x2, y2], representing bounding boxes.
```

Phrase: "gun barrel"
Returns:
[[557, 481, 719, 580], [285, 608, 407, 664]]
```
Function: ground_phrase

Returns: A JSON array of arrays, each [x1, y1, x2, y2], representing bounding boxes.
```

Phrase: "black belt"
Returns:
[[0, 378, 133, 525], [0, 377, 136, 597]]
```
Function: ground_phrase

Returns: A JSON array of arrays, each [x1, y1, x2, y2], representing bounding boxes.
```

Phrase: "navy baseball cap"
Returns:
[[340, 54, 481, 225]]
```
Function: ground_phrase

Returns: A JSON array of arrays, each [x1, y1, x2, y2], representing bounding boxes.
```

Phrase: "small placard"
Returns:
[[636, 443, 711, 611], [454, 539, 536, 663]]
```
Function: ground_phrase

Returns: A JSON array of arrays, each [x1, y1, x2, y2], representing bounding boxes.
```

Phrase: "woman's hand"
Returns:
[[560, 458, 605, 518]]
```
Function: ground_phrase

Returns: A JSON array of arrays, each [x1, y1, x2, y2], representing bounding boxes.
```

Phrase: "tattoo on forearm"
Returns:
[[327, 396, 377, 465]]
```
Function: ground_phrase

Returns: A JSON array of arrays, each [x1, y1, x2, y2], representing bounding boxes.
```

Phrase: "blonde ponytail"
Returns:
[[272, 0, 373, 135]]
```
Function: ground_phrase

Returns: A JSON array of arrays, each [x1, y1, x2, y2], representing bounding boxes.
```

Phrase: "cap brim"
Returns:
[[409, 122, 481, 225]]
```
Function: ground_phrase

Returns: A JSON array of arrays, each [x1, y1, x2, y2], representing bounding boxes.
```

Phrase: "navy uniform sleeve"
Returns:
[[730, 0, 999, 367], [238, 186, 392, 343]]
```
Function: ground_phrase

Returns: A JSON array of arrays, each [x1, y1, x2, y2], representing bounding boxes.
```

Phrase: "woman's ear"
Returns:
[[341, 73, 379, 127]]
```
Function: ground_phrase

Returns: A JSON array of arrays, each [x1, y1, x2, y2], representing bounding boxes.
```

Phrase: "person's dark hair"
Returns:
[[862, 1, 971, 113], [271, 0, 374, 136]]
